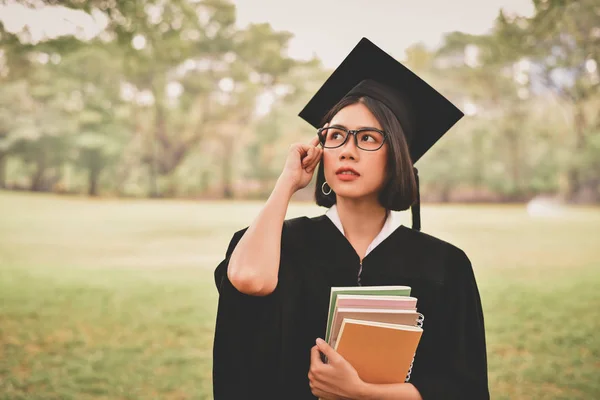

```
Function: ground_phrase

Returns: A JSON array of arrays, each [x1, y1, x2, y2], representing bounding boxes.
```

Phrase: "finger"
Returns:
[[301, 147, 312, 162], [302, 150, 316, 169], [305, 156, 321, 174], [297, 144, 311, 158], [316, 338, 340, 363], [303, 145, 322, 168], [310, 344, 324, 367], [311, 388, 335, 400], [312, 388, 339, 400], [304, 147, 322, 171], [309, 134, 320, 147], [309, 379, 330, 399], [299, 143, 316, 158], [306, 148, 323, 171]]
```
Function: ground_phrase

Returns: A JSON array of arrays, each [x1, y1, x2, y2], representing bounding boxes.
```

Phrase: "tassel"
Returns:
[[411, 167, 421, 231]]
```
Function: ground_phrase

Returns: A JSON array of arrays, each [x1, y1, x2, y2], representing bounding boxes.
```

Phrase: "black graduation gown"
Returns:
[[212, 215, 489, 400]]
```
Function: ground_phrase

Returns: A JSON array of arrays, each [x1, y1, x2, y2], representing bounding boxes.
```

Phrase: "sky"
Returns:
[[0, 0, 535, 68], [231, 0, 535, 67]]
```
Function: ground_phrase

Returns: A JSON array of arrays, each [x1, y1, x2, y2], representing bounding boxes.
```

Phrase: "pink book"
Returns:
[[335, 294, 417, 310]]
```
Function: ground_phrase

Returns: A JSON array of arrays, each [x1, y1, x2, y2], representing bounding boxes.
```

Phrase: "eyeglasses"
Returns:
[[317, 126, 387, 151]]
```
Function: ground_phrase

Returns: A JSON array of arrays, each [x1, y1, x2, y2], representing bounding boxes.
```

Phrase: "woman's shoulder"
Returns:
[[282, 215, 314, 230], [400, 226, 468, 259], [282, 214, 331, 236], [225, 215, 318, 245], [395, 226, 474, 284]]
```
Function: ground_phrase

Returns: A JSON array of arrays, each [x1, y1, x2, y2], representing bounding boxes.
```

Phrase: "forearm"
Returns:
[[355, 382, 423, 400], [227, 177, 295, 296]]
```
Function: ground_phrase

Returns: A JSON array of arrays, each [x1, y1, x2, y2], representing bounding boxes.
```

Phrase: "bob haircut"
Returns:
[[314, 95, 417, 212]]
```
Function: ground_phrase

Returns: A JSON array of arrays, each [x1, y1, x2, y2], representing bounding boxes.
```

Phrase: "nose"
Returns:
[[339, 133, 359, 161]]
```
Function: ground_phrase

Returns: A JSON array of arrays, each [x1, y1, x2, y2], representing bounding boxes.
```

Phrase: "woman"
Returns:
[[213, 38, 489, 400]]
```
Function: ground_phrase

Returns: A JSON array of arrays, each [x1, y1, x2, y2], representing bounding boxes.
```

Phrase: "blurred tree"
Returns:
[[0, 21, 37, 189], [433, 30, 533, 200], [58, 44, 129, 196], [208, 22, 299, 198], [90, 0, 241, 197], [1, 0, 596, 202], [244, 58, 326, 197], [3, 66, 77, 191], [0, 12, 95, 191], [496, 0, 600, 201], [404, 42, 435, 72], [16, 0, 303, 198]]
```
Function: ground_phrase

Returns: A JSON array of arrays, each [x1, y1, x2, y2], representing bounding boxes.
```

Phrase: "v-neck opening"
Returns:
[[314, 214, 408, 263]]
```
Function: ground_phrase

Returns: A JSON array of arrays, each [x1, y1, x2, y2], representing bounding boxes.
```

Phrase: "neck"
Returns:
[[335, 196, 388, 242]]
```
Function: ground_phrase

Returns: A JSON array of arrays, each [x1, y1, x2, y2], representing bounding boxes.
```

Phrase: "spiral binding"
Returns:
[[405, 312, 425, 382], [417, 312, 425, 328]]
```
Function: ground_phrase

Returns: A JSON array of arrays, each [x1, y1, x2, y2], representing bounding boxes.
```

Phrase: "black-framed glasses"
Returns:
[[317, 126, 387, 151]]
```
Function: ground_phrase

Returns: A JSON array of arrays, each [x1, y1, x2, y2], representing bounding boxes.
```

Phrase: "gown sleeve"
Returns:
[[212, 226, 285, 399], [410, 247, 490, 400]]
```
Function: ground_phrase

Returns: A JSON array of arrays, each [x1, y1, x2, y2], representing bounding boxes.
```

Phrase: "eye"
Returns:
[[327, 128, 346, 140], [361, 134, 375, 142], [357, 130, 384, 145]]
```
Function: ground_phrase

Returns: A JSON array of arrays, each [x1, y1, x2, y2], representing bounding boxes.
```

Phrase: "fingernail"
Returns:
[[316, 338, 325, 345]]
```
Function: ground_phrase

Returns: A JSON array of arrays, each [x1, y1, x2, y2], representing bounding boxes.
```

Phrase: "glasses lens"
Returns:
[[319, 127, 385, 150], [321, 127, 348, 148], [356, 130, 385, 150]]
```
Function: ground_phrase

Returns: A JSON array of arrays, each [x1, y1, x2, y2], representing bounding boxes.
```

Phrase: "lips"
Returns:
[[336, 167, 360, 176]]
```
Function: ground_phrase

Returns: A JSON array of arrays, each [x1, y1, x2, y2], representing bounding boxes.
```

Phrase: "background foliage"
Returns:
[[0, 0, 598, 202]]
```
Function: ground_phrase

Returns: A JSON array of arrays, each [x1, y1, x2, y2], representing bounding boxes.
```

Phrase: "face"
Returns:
[[322, 102, 389, 202]]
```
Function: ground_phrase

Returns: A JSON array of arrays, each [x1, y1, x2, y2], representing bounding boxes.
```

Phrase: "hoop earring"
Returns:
[[321, 181, 332, 196]]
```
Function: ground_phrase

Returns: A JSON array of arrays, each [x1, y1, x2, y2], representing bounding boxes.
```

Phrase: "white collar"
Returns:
[[325, 204, 402, 257]]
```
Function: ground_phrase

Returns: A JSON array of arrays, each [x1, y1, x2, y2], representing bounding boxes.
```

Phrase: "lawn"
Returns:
[[0, 190, 599, 399]]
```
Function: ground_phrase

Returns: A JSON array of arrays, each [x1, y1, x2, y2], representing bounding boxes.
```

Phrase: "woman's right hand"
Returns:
[[279, 135, 323, 193]]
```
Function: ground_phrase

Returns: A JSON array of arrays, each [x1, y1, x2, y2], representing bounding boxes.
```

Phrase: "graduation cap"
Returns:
[[298, 37, 464, 231]]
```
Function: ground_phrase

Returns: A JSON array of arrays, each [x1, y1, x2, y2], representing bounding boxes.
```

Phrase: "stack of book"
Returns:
[[324, 286, 423, 384]]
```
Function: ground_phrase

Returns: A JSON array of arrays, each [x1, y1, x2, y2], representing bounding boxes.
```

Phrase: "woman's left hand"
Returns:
[[308, 338, 365, 400]]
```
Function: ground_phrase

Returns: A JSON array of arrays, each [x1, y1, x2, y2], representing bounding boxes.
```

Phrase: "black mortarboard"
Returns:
[[298, 37, 464, 231]]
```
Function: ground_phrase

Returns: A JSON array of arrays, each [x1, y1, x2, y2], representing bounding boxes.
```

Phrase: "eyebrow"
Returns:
[[329, 124, 381, 130]]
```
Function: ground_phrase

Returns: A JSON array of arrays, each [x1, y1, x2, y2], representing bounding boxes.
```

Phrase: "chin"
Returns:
[[331, 187, 373, 200]]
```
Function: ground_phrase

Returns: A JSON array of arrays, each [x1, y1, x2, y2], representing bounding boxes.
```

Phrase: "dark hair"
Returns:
[[314, 95, 417, 211]]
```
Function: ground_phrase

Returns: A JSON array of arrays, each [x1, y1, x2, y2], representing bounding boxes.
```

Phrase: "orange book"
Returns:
[[334, 318, 423, 384]]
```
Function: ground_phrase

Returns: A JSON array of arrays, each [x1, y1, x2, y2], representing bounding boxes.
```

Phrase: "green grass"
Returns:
[[0, 190, 599, 399]]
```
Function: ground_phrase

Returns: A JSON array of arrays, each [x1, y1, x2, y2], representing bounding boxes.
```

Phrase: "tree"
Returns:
[[17, 0, 304, 198], [58, 44, 129, 196], [0, 9, 95, 192], [243, 58, 327, 198], [496, 0, 600, 201]]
